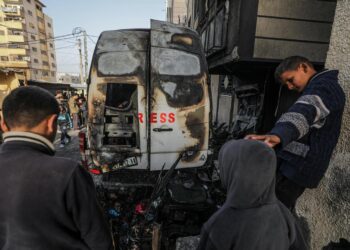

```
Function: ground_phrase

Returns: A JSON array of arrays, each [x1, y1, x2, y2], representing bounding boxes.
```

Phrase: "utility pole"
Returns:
[[77, 38, 84, 84], [83, 30, 88, 83]]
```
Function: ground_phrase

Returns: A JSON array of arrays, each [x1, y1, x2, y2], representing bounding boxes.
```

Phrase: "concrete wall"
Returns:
[[295, 1, 350, 249]]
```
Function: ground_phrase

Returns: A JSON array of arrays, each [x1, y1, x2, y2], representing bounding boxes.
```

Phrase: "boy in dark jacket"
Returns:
[[0, 86, 114, 250], [198, 139, 307, 250], [246, 56, 345, 209]]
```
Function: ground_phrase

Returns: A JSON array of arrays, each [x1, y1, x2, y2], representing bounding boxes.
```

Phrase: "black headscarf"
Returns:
[[198, 139, 307, 250]]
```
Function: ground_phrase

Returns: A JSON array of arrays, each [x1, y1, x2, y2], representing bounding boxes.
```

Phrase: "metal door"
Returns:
[[149, 20, 210, 170]]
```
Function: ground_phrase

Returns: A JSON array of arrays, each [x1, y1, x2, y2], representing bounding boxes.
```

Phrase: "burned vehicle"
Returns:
[[79, 20, 223, 249]]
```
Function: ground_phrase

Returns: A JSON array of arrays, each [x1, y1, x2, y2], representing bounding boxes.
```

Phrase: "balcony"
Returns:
[[3, 0, 23, 4], [41, 54, 48, 61], [4, 20, 23, 30], [2, 6, 24, 16], [8, 35, 25, 43], [42, 64, 50, 70], [38, 23, 45, 33], [40, 43, 47, 51], [0, 60, 29, 69], [36, 9, 44, 19], [3, 48, 27, 55]]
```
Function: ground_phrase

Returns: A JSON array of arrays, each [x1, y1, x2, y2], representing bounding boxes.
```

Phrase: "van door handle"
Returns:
[[153, 127, 173, 132]]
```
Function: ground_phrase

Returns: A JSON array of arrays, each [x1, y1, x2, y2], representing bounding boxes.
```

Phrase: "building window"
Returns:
[[4, 16, 21, 21], [27, 10, 33, 16], [31, 34, 36, 40], [0, 56, 9, 61], [33, 58, 39, 63], [51, 71, 55, 77], [37, 17, 44, 23], [47, 23, 52, 28], [40, 39, 46, 45], [27, 0, 31, 3], [51, 62, 56, 68], [8, 29, 22, 35], [0, 30, 5, 36], [36, 5, 42, 11], [49, 43, 53, 48], [9, 55, 24, 61], [42, 61, 49, 66], [32, 47, 37, 52], [8, 44, 20, 48], [50, 53, 54, 59], [29, 22, 35, 29], [42, 71, 49, 76], [41, 50, 47, 55], [33, 69, 38, 74]]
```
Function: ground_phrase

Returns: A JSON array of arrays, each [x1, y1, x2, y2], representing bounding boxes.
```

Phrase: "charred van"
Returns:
[[80, 20, 221, 249]]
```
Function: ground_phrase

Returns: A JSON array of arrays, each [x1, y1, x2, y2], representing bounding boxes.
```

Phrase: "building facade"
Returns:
[[166, 0, 187, 25], [0, 0, 57, 87]]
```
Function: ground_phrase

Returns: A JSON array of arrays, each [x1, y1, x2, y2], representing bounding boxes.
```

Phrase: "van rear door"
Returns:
[[149, 20, 210, 170], [87, 30, 149, 171]]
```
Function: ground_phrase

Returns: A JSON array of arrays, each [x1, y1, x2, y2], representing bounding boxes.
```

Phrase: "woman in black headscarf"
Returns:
[[198, 139, 307, 250]]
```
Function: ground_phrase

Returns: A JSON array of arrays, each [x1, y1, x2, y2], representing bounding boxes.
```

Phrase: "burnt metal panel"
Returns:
[[150, 20, 210, 170], [151, 19, 202, 55], [96, 30, 149, 53], [87, 30, 149, 171]]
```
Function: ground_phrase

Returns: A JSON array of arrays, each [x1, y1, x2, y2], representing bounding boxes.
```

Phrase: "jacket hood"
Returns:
[[219, 139, 277, 208]]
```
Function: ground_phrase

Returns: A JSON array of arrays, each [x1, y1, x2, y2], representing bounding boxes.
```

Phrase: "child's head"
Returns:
[[218, 139, 277, 208], [59, 105, 66, 113]]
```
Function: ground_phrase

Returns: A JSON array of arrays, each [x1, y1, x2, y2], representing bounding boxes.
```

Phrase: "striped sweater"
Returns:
[[270, 70, 345, 188]]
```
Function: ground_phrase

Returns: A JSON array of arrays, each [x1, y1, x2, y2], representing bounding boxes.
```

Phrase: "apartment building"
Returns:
[[0, 0, 57, 91], [166, 0, 187, 25], [57, 72, 80, 84]]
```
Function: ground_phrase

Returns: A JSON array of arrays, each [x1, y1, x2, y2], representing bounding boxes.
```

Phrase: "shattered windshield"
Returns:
[[159, 78, 204, 107], [105, 83, 137, 111]]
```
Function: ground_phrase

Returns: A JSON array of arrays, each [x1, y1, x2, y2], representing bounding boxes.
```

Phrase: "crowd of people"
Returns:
[[0, 55, 346, 250], [55, 90, 87, 147]]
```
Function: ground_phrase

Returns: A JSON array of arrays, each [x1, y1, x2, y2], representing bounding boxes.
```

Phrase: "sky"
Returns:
[[43, 0, 166, 75]]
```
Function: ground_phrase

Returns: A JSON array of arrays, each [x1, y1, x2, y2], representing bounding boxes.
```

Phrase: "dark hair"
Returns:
[[274, 56, 314, 83], [2, 86, 60, 129]]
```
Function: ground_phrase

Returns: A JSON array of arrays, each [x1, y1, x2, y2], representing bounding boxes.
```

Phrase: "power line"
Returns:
[[0, 33, 82, 46], [54, 45, 76, 50], [86, 34, 96, 44]]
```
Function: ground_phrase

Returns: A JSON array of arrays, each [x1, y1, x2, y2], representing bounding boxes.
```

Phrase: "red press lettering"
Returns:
[[160, 113, 167, 123], [138, 113, 144, 123], [168, 113, 175, 123], [150, 112, 157, 123]]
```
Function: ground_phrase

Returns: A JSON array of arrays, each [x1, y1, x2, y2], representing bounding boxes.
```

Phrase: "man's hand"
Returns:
[[244, 134, 281, 148]]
